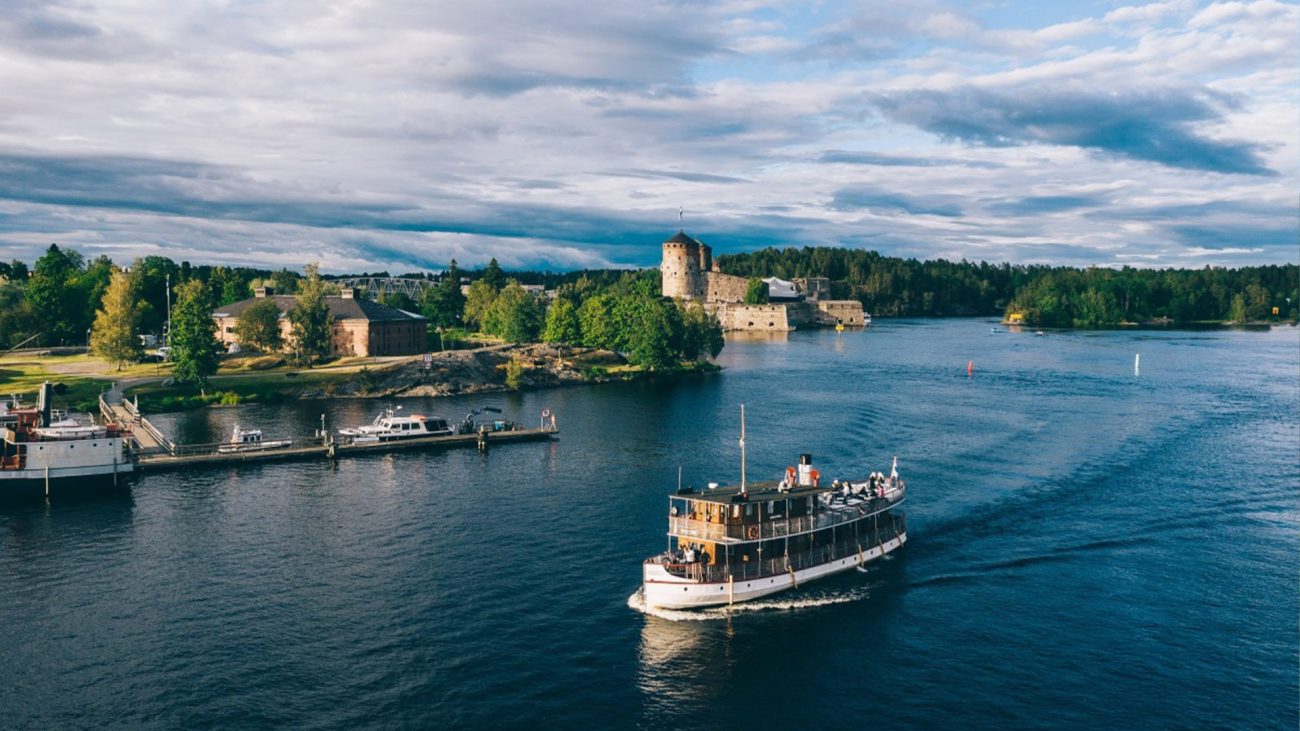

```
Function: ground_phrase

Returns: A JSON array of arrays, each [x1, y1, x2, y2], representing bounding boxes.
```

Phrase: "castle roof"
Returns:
[[665, 230, 704, 246]]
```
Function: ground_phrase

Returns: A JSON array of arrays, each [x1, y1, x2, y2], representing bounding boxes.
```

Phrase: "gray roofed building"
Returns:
[[213, 286, 427, 357]]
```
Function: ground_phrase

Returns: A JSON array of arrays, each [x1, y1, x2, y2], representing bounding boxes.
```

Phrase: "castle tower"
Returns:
[[662, 231, 704, 299]]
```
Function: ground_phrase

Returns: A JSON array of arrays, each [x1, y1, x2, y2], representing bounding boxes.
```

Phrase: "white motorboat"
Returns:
[[216, 424, 293, 453], [338, 407, 454, 443]]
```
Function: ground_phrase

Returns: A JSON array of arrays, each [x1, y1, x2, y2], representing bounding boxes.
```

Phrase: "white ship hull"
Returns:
[[643, 532, 906, 610]]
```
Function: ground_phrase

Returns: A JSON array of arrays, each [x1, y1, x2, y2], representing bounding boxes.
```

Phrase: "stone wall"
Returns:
[[707, 303, 792, 332], [815, 300, 866, 326], [703, 271, 751, 304]]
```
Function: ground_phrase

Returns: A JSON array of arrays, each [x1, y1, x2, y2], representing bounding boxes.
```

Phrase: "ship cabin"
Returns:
[[0, 397, 129, 473], [658, 458, 906, 584]]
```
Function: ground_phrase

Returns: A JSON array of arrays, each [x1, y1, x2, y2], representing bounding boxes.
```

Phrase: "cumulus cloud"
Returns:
[[0, 0, 1293, 270], [870, 86, 1276, 175]]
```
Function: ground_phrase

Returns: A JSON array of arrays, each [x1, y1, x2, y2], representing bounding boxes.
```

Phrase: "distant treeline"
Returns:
[[716, 247, 1299, 326]]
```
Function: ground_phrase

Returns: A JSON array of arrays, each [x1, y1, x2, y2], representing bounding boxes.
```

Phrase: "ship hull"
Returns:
[[0, 464, 134, 499], [643, 531, 906, 610]]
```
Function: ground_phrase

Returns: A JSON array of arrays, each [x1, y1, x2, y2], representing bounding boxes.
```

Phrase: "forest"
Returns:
[[716, 247, 1299, 327], [1, 244, 1295, 356]]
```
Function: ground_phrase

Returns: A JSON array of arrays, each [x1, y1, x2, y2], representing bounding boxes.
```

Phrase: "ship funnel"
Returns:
[[797, 453, 814, 486], [37, 381, 52, 427]]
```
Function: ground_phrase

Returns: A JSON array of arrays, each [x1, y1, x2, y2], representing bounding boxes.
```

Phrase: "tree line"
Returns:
[[716, 247, 1299, 325]]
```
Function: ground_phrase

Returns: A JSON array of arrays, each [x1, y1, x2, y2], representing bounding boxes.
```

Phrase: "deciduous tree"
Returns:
[[234, 298, 284, 353], [90, 268, 145, 370]]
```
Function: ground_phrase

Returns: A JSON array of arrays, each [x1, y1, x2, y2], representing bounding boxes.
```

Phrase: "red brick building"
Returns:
[[213, 287, 427, 357]]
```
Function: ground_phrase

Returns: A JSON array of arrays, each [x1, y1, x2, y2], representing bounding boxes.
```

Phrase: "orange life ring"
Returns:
[[810, 468, 820, 487], [746, 525, 759, 540], [785, 466, 796, 479]]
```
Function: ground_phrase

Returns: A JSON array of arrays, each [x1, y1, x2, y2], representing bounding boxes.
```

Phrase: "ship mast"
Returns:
[[739, 404, 747, 496]]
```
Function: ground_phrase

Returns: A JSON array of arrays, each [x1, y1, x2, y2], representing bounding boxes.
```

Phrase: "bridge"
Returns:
[[333, 277, 439, 301]]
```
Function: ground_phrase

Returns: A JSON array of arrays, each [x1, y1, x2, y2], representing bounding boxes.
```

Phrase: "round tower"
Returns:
[[662, 231, 702, 300]]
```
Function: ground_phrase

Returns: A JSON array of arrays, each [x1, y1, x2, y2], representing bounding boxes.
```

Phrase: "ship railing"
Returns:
[[652, 515, 906, 584], [668, 495, 901, 542], [168, 437, 320, 458]]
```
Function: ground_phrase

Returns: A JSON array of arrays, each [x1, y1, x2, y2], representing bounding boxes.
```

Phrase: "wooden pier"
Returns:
[[99, 396, 557, 473]]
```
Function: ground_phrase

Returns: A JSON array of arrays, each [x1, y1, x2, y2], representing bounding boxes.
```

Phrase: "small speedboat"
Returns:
[[990, 327, 1002, 333], [217, 425, 292, 453]]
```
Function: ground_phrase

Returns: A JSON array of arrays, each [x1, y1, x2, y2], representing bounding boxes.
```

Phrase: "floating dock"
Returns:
[[100, 396, 557, 473]]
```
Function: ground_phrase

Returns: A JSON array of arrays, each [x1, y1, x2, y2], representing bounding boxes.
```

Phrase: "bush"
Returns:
[[219, 392, 241, 405], [504, 358, 525, 390]]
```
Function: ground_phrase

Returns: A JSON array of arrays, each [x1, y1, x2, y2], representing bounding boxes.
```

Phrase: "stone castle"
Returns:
[[660, 231, 866, 332]]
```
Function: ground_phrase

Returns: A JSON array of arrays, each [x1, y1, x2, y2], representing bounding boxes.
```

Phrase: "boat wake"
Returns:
[[627, 584, 873, 622]]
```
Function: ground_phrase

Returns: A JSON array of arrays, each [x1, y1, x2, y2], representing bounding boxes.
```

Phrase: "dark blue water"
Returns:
[[2, 320, 1296, 729]]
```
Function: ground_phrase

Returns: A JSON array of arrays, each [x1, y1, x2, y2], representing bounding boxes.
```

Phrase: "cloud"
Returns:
[[830, 185, 963, 217], [0, 0, 1292, 271], [870, 86, 1276, 175], [986, 195, 1104, 215], [817, 150, 1003, 168]]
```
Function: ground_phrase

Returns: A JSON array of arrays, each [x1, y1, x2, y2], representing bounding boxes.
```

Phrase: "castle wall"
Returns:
[[707, 303, 793, 332], [703, 271, 750, 303], [816, 300, 866, 326]]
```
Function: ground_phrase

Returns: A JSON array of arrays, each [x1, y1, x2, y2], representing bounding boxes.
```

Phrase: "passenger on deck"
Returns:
[[683, 547, 696, 564], [841, 483, 850, 502]]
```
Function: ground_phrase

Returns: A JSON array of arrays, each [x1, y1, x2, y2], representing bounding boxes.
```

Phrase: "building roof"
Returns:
[[665, 230, 703, 246], [213, 295, 426, 323]]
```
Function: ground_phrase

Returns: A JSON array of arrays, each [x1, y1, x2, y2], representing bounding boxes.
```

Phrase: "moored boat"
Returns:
[[216, 425, 293, 453], [338, 406, 454, 443], [640, 407, 906, 610], [0, 382, 133, 496]]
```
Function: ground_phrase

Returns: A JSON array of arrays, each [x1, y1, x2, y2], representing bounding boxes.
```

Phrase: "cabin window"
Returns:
[[745, 504, 754, 517], [732, 505, 740, 519]]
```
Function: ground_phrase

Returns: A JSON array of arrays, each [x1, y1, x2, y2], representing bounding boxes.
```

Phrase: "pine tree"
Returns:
[[90, 268, 145, 370], [288, 263, 332, 365], [170, 279, 220, 388], [481, 258, 506, 291]]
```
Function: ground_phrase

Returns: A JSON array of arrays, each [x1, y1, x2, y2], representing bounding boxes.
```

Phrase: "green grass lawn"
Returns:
[[0, 357, 111, 412]]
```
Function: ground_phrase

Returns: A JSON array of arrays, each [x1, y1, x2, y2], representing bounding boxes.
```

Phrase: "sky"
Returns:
[[0, 0, 1296, 273]]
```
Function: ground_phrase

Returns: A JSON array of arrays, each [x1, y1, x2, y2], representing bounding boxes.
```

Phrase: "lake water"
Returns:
[[2, 320, 1296, 729]]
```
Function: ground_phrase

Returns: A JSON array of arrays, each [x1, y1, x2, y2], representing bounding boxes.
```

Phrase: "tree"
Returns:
[[626, 297, 680, 370], [380, 291, 416, 312], [463, 280, 498, 331], [541, 297, 581, 344], [234, 298, 284, 352], [744, 277, 769, 304], [681, 301, 724, 360], [578, 294, 616, 349], [481, 258, 506, 291], [90, 268, 144, 370], [170, 279, 220, 388], [485, 280, 542, 343], [420, 260, 467, 329], [130, 255, 179, 335], [26, 244, 87, 344], [288, 263, 332, 365]]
